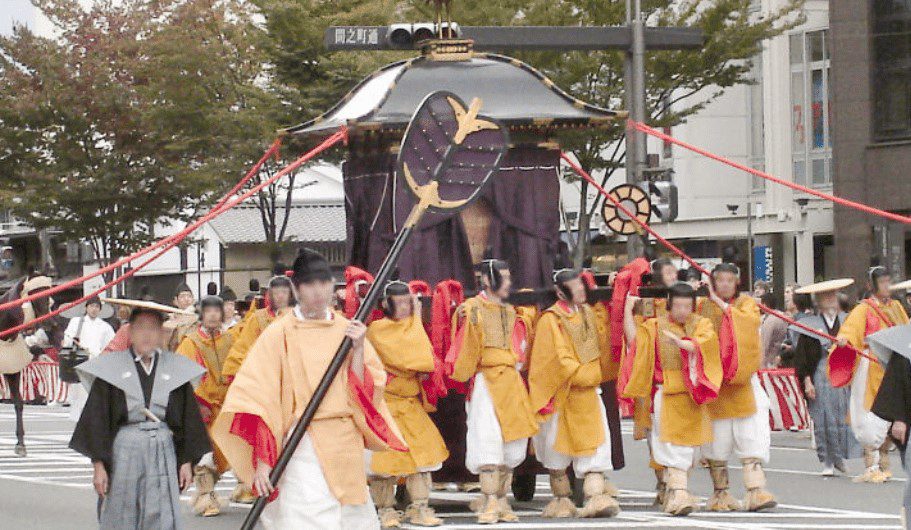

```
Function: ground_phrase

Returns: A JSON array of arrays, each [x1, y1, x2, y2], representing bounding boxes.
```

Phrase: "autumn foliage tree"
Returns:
[[0, 0, 284, 275]]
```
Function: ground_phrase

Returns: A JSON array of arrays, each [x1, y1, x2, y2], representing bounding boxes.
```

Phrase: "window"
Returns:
[[790, 29, 832, 186], [873, 0, 911, 140]]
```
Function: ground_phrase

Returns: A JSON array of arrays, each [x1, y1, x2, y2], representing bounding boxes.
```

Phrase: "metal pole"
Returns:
[[747, 201, 753, 290], [625, 0, 647, 260], [196, 242, 202, 299]]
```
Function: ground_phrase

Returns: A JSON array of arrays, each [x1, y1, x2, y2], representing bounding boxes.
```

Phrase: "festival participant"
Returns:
[[69, 301, 211, 530], [698, 262, 775, 512], [448, 259, 538, 524], [176, 295, 256, 516], [831, 266, 910, 483], [220, 287, 240, 332], [871, 347, 911, 526], [211, 248, 405, 529], [621, 282, 722, 516], [791, 279, 860, 476], [529, 268, 619, 519], [161, 283, 199, 351], [639, 258, 678, 505], [64, 296, 116, 422], [220, 274, 294, 380], [367, 281, 448, 528]]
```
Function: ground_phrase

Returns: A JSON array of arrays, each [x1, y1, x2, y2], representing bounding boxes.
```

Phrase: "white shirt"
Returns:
[[63, 315, 116, 357]]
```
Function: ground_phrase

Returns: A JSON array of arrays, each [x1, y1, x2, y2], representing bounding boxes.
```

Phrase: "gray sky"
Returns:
[[0, 0, 37, 35]]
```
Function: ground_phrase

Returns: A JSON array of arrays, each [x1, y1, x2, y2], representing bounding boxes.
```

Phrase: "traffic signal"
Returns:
[[387, 23, 461, 49], [649, 181, 678, 222]]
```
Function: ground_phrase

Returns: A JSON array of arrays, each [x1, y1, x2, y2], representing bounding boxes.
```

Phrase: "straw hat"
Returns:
[[100, 297, 195, 316], [794, 278, 854, 295]]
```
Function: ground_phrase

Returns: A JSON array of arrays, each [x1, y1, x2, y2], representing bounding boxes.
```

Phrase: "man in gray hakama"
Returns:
[[792, 279, 861, 475], [69, 302, 210, 529]]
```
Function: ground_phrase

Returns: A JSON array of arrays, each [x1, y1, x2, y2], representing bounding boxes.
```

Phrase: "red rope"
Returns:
[[560, 152, 879, 365], [0, 137, 285, 313], [0, 130, 346, 338], [629, 120, 911, 225]]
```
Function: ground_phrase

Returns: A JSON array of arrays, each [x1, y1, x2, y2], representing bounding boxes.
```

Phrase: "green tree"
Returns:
[[0, 0, 284, 277]]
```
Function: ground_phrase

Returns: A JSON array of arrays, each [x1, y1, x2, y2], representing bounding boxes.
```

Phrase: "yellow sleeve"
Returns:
[[450, 305, 483, 383], [838, 304, 869, 352], [622, 321, 656, 399], [528, 313, 572, 412], [592, 303, 617, 381], [222, 316, 263, 379], [175, 335, 199, 365], [367, 315, 435, 374], [693, 317, 723, 389], [892, 300, 910, 325]]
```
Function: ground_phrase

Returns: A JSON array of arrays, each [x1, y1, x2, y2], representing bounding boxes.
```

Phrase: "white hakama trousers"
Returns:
[[532, 388, 613, 473], [261, 434, 378, 530], [701, 375, 771, 463], [849, 355, 889, 447], [465, 373, 528, 474], [650, 386, 697, 470]]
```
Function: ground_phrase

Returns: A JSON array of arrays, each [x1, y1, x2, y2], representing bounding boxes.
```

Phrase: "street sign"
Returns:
[[325, 25, 704, 52]]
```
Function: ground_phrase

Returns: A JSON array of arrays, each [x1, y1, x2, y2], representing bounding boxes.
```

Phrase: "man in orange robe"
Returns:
[[176, 295, 255, 516], [698, 263, 775, 512], [220, 275, 294, 381], [622, 282, 722, 516], [529, 268, 619, 519], [367, 281, 448, 528], [831, 266, 910, 482], [212, 249, 405, 529], [447, 259, 538, 524]]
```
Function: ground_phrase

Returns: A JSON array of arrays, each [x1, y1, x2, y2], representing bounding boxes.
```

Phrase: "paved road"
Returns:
[[0, 403, 905, 529]]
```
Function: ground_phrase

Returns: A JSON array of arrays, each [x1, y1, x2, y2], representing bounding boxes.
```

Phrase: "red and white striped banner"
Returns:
[[759, 368, 810, 431], [0, 361, 69, 404]]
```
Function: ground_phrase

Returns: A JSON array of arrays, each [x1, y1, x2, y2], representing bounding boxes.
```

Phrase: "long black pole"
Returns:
[[240, 224, 417, 529]]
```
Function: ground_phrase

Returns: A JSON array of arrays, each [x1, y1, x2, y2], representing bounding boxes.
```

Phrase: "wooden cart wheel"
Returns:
[[601, 183, 652, 235]]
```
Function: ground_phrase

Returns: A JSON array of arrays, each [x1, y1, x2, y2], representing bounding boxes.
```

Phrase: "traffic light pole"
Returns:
[[626, 0, 647, 259]]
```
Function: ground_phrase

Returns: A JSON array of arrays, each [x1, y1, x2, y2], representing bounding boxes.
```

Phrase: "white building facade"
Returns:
[[562, 0, 833, 295]]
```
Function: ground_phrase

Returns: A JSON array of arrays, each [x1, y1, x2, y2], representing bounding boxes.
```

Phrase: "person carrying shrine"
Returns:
[[163, 283, 199, 351], [698, 262, 776, 512], [69, 300, 211, 530], [367, 280, 449, 528], [176, 295, 256, 517], [791, 279, 860, 476], [637, 257, 679, 506], [447, 259, 539, 525], [220, 274, 295, 381], [528, 268, 619, 519], [211, 248, 405, 529], [621, 282, 722, 516], [831, 266, 910, 483]]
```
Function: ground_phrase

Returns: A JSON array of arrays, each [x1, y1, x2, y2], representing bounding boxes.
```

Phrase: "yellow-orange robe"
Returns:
[[448, 295, 538, 443], [221, 307, 285, 380], [163, 313, 198, 352], [528, 302, 610, 456], [830, 298, 910, 410], [176, 326, 234, 473], [212, 312, 406, 505], [698, 294, 761, 420], [367, 314, 449, 476], [622, 315, 722, 447], [623, 298, 668, 437]]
